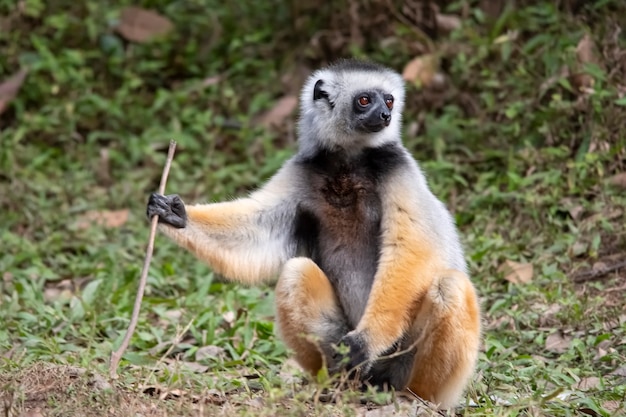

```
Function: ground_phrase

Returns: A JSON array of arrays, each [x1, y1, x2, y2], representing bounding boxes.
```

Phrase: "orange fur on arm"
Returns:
[[158, 168, 300, 285], [356, 204, 440, 356]]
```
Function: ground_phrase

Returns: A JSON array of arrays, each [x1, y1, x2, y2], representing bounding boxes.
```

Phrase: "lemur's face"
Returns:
[[300, 60, 406, 147], [351, 90, 394, 133], [311, 77, 399, 136]]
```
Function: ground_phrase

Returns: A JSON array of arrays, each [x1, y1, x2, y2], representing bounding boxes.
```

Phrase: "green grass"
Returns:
[[1, 0, 625, 415]]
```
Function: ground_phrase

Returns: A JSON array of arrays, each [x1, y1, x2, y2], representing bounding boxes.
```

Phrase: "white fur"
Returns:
[[298, 63, 406, 154]]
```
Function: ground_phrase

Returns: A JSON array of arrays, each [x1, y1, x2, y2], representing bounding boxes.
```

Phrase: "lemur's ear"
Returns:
[[313, 79, 329, 101]]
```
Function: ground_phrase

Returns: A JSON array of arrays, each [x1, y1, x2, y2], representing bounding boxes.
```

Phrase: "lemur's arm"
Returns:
[[340, 162, 450, 365], [147, 161, 300, 284]]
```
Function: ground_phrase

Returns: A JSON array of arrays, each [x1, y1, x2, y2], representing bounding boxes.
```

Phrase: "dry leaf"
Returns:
[[607, 172, 626, 189], [579, 407, 600, 417], [560, 197, 584, 221], [569, 72, 594, 94], [177, 360, 209, 373], [545, 331, 572, 353], [595, 346, 608, 360], [356, 396, 424, 416], [498, 260, 534, 284], [574, 376, 600, 391], [0, 68, 28, 114], [435, 13, 461, 33], [222, 311, 236, 326], [402, 55, 439, 87], [115, 7, 173, 43], [610, 365, 626, 377], [568, 205, 584, 221], [44, 279, 74, 303], [164, 309, 182, 321], [538, 303, 561, 327], [96, 148, 111, 186], [243, 398, 265, 409], [601, 401, 623, 413], [569, 241, 588, 257], [196, 345, 225, 361], [278, 358, 303, 385], [256, 95, 298, 128], [201, 76, 222, 88], [570, 34, 597, 94], [75, 209, 129, 229], [18, 408, 45, 417], [576, 34, 595, 65]]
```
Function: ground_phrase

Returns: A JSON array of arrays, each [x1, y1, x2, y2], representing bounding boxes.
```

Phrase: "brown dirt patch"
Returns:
[[0, 363, 179, 417], [0, 363, 440, 417]]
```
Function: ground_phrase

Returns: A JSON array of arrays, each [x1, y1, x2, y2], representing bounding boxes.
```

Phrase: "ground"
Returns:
[[1, 1, 625, 416]]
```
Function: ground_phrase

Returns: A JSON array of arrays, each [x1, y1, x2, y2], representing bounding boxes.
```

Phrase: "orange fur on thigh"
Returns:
[[275, 258, 340, 374], [407, 271, 481, 408]]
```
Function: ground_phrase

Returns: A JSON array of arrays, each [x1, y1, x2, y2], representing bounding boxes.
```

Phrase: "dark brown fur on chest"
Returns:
[[312, 166, 380, 238], [292, 144, 406, 326]]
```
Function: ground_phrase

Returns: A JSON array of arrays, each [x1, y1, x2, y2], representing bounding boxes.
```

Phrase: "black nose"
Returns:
[[381, 111, 391, 122]]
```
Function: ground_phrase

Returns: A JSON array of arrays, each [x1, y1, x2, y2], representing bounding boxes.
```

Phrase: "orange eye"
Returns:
[[385, 98, 394, 109], [358, 96, 370, 106]]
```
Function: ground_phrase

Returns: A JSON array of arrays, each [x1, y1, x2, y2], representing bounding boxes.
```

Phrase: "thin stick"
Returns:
[[109, 140, 177, 379]]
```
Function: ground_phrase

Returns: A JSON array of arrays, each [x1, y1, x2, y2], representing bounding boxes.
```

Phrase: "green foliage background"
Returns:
[[1, 0, 625, 415]]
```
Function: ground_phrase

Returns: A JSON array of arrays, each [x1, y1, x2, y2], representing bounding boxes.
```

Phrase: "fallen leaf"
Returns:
[[545, 331, 572, 353], [579, 407, 599, 417], [115, 7, 173, 43], [568, 205, 584, 221], [538, 303, 561, 327], [177, 360, 209, 373], [570, 34, 597, 94], [594, 346, 609, 360], [607, 172, 626, 189], [559, 198, 585, 221], [201, 76, 222, 88], [574, 376, 600, 391], [43, 279, 74, 303], [602, 401, 623, 413], [96, 148, 111, 186], [0, 68, 28, 114], [610, 365, 626, 377], [222, 311, 236, 326], [569, 241, 588, 257], [164, 309, 182, 321], [576, 33, 595, 65], [256, 95, 298, 128], [243, 398, 264, 409], [569, 72, 594, 94], [196, 345, 225, 361], [592, 261, 607, 273], [486, 314, 514, 330], [278, 358, 303, 385], [498, 260, 534, 284], [75, 209, 129, 229], [356, 396, 424, 416], [402, 54, 439, 87], [435, 13, 461, 33], [18, 408, 44, 417]]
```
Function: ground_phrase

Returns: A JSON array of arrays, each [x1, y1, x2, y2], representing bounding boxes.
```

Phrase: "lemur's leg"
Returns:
[[361, 269, 480, 408], [275, 257, 349, 374], [405, 269, 481, 409]]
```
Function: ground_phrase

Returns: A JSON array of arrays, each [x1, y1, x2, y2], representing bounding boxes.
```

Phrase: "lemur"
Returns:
[[146, 59, 481, 409]]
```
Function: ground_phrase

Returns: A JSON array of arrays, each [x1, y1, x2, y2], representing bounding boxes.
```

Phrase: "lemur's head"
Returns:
[[298, 59, 406, 152]]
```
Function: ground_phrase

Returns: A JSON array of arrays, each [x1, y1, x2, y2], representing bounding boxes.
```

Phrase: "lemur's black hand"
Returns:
[[147, 193, 187, 228], [331, 331, 372, 377]]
